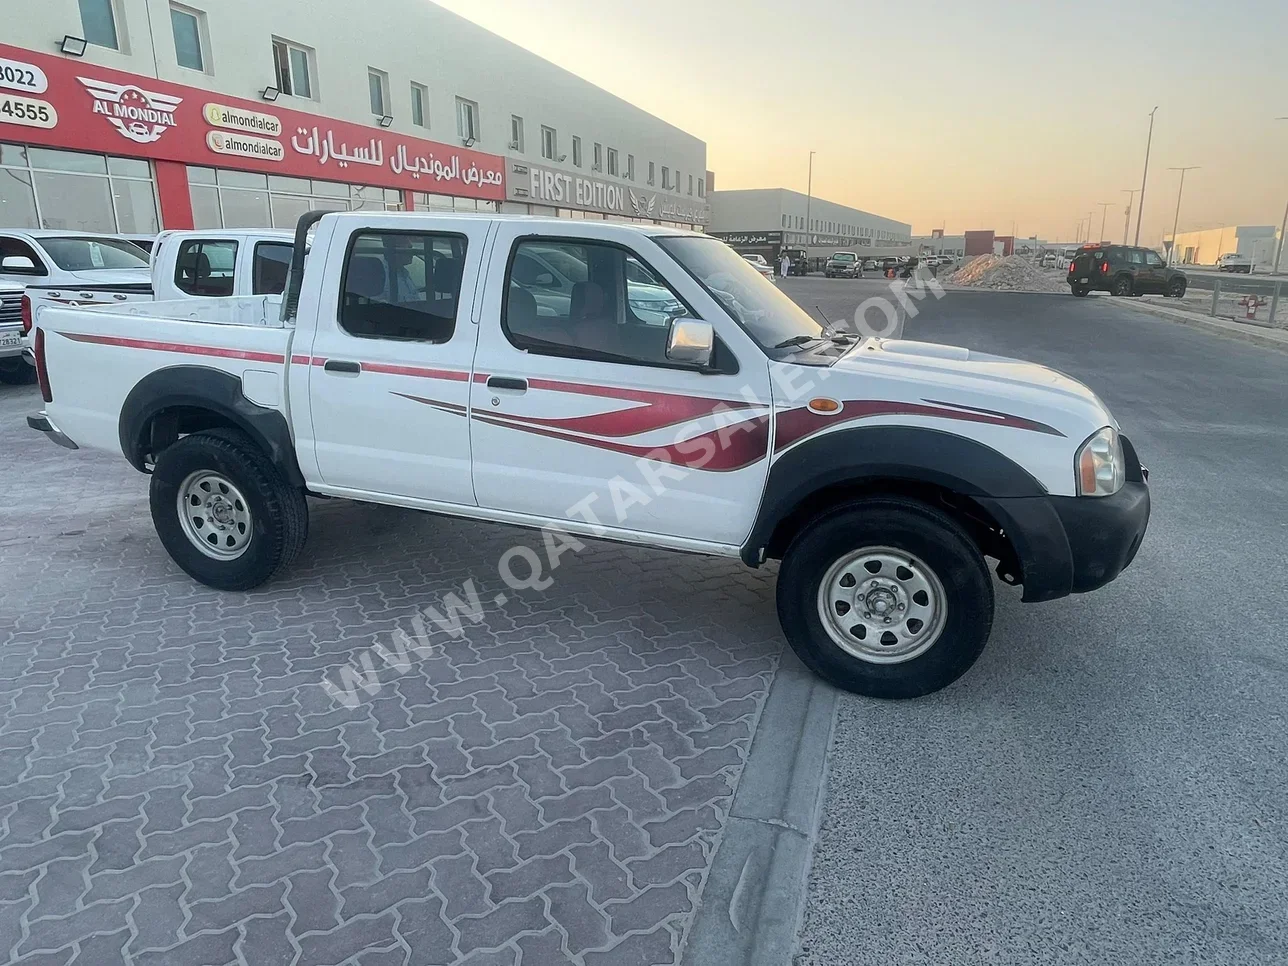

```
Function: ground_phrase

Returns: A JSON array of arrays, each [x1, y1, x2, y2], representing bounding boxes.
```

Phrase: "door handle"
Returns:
[[486, 376, 528, 392], [323, 359, 361, 374]]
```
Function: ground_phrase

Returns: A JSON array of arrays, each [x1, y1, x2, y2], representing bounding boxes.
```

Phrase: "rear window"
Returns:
[[252, 242, 293, 295], [339, 230, 466, 343]]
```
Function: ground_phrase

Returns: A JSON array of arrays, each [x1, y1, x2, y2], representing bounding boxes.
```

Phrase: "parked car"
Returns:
[[741, 253, 777, 282], [150, 229, 297, 301], [824, 252, 861, 278], [0, 230, 153, 307], [0, 281, 31, 384], [1067, 244, 1187, 298], [123, 234, 160, 255], [29, 211, 1150, 700], [783, 247, 810, 276], [1216, 253, 1253, 274]]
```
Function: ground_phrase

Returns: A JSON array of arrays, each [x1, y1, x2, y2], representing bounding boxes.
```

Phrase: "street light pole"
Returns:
[[1134, 106, 1158, 246], [1121, 189, 1139, 244], [1274, 118, 1287, 275], [1166, 166, 1200, 266], [1096, 202, 1113, 244], [805, 150, 815, 246]]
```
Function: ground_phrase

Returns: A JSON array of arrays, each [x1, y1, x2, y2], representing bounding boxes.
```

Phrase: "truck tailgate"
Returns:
[[38, 305, 294, 458]]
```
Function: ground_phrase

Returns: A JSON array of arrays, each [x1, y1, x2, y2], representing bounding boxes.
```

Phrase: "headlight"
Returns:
[[1076, 426, 1125, 497]]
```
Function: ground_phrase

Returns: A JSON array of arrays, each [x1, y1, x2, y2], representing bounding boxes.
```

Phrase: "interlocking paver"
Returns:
[[0, 384, 781, 965]]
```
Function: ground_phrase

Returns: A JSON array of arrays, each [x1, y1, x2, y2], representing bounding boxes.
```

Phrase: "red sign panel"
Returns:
[[0, 43, 505, 200]]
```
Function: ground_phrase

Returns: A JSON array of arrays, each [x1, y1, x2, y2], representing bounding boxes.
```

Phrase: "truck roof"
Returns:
[[316, 210, 707, 239]]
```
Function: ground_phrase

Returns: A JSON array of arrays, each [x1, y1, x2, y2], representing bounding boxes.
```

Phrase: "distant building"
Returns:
[[708, 188, 911, 265], [1163, 225, 1278, 268]]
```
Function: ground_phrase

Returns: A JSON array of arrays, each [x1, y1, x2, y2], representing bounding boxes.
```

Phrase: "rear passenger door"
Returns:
[[300, 218, 488, 506]]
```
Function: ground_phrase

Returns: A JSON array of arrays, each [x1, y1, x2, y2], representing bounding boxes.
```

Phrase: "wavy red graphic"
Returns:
[[774, 398, 1064, 453], [61, 331, 285, 364]]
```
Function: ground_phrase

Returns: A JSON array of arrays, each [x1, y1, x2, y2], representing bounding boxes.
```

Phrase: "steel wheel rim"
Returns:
[[816, 546, 948, 664], [177, 471, 253, 560]]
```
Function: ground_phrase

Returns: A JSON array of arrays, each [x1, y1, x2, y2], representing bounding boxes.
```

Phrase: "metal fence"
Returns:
[[1182, 274, 1287, 328]]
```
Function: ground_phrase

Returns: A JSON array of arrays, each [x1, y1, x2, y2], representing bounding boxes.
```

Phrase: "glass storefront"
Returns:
[[189, 167, 408, 230], [0, 143, 159, 233], [412, 193, 501, 213]]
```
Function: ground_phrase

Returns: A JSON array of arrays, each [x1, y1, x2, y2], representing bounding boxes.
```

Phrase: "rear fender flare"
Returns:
[[118, 365, 303, 487]]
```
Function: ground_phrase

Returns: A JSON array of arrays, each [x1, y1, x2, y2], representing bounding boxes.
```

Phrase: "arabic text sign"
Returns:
[[0, 42, 506, 201]]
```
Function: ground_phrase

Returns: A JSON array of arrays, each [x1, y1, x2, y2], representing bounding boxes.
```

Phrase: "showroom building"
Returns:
[[708, 188, 911, 264], [0, 0, 710, 234]]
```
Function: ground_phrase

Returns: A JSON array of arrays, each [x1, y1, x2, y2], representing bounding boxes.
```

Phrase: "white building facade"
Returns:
[[1163, 225, 1279, 268], [0, 0, 709, 234], [708, 188, 911, 263]]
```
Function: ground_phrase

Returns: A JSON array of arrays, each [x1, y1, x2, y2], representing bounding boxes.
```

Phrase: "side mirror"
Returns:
[[534, 272, 555, 286], [2, 255, 37, 271], [666, 317, 713, 367]]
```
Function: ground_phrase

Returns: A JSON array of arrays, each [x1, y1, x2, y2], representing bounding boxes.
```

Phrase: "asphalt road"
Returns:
[[781, 277, 1288, 966]]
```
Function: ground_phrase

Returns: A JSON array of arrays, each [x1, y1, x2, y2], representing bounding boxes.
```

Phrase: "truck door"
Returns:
[[468, 223, 773, 547], [300, 216, 488, 506]]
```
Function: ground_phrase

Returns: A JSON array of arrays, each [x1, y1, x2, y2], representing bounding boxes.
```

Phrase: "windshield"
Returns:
[[659, 236, 822, 349], [831, 253, 855, 262], [38, 237, 150, 272]]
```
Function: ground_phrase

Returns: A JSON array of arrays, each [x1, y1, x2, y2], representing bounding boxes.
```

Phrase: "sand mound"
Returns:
[[948, 255, 1066, 293]]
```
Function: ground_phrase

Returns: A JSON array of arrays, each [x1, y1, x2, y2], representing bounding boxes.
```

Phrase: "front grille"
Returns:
[[0, 298, 20, 325]]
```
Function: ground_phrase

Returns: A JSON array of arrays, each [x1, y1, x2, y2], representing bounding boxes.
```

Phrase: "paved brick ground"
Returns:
[[0, 384, 783, 966]]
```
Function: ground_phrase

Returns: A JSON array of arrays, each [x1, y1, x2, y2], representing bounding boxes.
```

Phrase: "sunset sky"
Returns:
[[434, 0, 1287, 243]]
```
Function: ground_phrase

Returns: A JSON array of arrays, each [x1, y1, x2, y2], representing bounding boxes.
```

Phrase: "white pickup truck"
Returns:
[[27, 211, 1151, 698], [0, 280, 29, 383]]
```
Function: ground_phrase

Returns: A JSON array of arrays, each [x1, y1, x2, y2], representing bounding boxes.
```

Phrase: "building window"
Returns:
[[698, 178, 705, 198], [674, 169, 680, 193], [781, 215, 787, 228], [410, 83, 428, 128], [79, 0, 120, 50], [648, 162, 655, 186], [688, 174, 694, 196], [368, 69, 389, 117], [169, 4, 205, 71], [592, 142, 603, 172], [661, 166, 670, 190], [510, 115, 524, 152], [541, 126, 557, 161], [606, 148, 618, 177], [0, 144, 159, 234], [456, 97, 480, 141], [571, 136, 582, 167], [272, 39, 313, 99], [627, 155, 635, 181]]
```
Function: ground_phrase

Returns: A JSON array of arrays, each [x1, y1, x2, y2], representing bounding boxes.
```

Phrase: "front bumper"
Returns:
[[27, 412, 79, 450], [977, 436, 1150, 602]]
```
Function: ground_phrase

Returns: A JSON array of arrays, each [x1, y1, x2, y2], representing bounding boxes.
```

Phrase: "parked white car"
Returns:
[[0, 229, 153, 308], [741, 253, 777, 282], [28, 212, 1150, 700], [0, 281, 30, 384], [1216, 253, 1253, 274], [149, 229, 296, 301]]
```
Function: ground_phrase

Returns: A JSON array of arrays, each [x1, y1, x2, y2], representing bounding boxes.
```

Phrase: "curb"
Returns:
[[1101, 296, 1288, 353], [683, 650, 838, 966]]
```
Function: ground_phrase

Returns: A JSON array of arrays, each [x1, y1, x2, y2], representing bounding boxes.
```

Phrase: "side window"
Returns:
[[252, 241, 293, 295], [1127, 249, 1145, 266], [1144, 250, 1165, 267], [503, 239, 691, 367], [175, 239, 237, 296], [339, 231, 465, 342]]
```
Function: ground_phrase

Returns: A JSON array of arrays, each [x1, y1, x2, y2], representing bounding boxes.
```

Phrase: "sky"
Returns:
[[432, 0, 1288, 243]]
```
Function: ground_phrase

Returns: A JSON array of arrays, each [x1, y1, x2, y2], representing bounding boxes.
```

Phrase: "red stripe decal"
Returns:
[[291, 354, 310, 365], [474, 410, 770, 472], [62, 331, 284, 364], [362, 361, 471, 381], [773, 399, 1064, 453], [391, 392, 468, 415]]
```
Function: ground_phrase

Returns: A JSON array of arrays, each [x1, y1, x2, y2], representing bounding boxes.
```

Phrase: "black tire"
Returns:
[[149, 428, 308, 591], [1070, 283, 1089, 297], [0, 360, 36, 385], [1167, 278, 1187, 298], [1111, 275, 1133, 297], [776, 498, 994, 699]]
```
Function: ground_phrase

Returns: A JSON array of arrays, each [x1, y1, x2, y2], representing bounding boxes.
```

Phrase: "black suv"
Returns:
[[1068, 245, 1187, 298]]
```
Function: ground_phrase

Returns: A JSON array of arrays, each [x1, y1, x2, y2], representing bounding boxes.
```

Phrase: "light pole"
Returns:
[[1087, 211, 1096, 243], [1096, 202, 1114, 244], [1135, 106, 1158, 246], [805, 150, 815, 246], [1274, 118, 1287, 275], [1167, 166, 1200, 266], [1121, 189, 1139, 244]]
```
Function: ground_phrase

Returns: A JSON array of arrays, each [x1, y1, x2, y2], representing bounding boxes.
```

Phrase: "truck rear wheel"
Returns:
[[150, 428, 308, 591], [776, 498, 994, 698]]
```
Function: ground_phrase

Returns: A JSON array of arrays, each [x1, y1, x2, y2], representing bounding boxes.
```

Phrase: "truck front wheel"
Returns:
[[776, 498, 994, 698], [150, 428, 308, 591]]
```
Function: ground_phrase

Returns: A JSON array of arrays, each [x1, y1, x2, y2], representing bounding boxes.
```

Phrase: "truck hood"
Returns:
[[828, 338, 1114, 438]]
